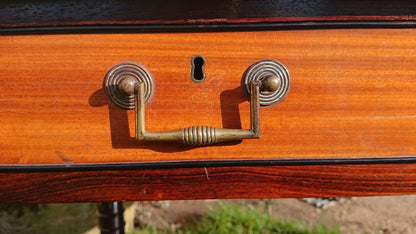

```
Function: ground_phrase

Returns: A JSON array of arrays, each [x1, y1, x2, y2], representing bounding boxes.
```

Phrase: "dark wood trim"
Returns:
[[1, 163, 416, 203], [3, 21, 416, 35], [2, 0, 416, 33], [1, 157, 416, 172]]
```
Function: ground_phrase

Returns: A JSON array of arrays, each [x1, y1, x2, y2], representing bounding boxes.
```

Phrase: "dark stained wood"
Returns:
[[2, 0, 416, 29], [1, 164, 416, 203], [98, 202, 125, 234]]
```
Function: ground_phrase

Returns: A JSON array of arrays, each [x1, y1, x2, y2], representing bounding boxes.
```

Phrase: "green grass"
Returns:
[[0, 203, 97, 234], [131, 202, 339, 234]]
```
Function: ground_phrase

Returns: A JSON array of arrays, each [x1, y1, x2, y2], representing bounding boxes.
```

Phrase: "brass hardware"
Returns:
[[104, 60, 289, 145], [104, 62, 154, 110], [135, 80, 264, 145], [118, 76, 137, 95], [262, 75, 281, 92], [243, 59, 290, 106]]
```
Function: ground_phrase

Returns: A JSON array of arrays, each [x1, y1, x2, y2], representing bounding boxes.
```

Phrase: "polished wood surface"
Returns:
[[2, 0, 416, 29], [1, 29, 416, 165], [1, 163, 416, 203]]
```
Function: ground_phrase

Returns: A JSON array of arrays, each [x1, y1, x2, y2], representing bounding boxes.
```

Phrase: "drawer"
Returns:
[[3, 0, 416, 203], [1, 29, 416, 165]]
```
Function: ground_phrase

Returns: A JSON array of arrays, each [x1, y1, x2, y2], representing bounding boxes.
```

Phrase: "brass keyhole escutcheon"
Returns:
[[191, 55, 206, 82]]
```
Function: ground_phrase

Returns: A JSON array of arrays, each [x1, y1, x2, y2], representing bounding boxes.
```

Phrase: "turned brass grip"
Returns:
[[135, 81, 261, 145]]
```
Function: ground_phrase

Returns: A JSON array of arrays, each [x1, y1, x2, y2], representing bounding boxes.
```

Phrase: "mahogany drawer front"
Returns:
[[1, 29, 416, 165]]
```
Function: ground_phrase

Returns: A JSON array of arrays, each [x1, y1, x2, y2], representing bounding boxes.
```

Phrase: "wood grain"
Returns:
[[1, 29, 416, 164], [1, 164, 416, 203], [2, 0, 416, 29]]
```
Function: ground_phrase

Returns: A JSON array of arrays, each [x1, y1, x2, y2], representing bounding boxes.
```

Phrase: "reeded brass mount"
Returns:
[[104, 59, 290, 145], [135, 80, 262, 145]]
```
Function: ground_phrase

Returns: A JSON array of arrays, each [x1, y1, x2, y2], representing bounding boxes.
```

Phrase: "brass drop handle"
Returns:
[[104, 60, 290, 145], [134, 79, 267, 145]]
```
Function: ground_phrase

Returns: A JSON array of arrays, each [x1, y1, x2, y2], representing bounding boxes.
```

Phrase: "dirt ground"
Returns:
[[133, 196, 416, 234]]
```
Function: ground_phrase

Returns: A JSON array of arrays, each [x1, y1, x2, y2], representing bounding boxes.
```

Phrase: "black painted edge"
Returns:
[[1, 156, 416, 173], [2, 21, 416, 35]]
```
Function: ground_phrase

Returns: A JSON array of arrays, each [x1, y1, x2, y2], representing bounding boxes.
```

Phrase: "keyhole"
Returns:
[[191, 55, 206, 82]]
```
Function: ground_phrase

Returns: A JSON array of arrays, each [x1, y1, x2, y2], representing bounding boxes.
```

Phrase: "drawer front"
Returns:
[[1, 29, 416, 165]]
